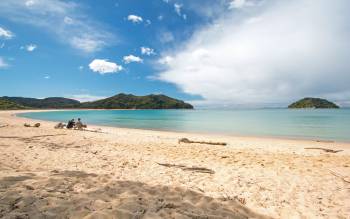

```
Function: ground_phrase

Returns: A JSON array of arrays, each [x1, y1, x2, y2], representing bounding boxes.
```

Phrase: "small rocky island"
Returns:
[[288, 97, 339, 109]]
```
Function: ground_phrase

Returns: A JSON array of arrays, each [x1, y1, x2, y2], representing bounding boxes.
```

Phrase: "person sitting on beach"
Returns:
[[66, 119, 75, 129], [74, 118, 85, 130]]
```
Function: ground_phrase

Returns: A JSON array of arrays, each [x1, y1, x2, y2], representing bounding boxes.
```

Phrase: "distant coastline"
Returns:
[[0, 93, 194, 110]]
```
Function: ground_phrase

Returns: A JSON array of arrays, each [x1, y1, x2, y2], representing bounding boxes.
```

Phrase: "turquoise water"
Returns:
[[19, 109, 350, 142]]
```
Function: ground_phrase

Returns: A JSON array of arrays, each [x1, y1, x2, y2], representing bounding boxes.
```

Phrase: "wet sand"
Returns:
[[0, 110, 349, 218]]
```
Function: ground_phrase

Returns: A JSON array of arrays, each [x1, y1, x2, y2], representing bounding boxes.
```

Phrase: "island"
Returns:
[[0, 93, 194, 110], [288, 97, 339, 109]]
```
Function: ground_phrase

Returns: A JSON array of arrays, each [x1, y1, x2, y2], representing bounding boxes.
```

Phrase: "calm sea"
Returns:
[[19, 109, 350, 142]]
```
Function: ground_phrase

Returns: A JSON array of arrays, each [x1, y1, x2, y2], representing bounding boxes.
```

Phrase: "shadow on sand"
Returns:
[[0, 170, 272, 219]]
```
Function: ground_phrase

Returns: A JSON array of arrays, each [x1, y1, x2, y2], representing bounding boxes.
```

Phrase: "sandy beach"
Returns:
[[0, 110, 349, 218]]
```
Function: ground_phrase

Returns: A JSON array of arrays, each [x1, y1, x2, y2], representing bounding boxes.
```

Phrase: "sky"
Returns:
[[0, 0, 349, 108]]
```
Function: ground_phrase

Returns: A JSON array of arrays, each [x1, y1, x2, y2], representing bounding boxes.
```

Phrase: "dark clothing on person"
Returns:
[[66, 119, 75, 129]]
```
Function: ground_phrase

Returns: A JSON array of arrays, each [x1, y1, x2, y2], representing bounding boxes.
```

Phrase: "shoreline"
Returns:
[[12, 109, 350, 146], [1, 109, 350, 218]]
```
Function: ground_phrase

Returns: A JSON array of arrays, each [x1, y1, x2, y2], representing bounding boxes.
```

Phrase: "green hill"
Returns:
[[288, 97, 339, 109], [1, 97, 81, 109], [0, 98, 28, 110], [81, 93, 193, 109], [1, 94, 193, 110]]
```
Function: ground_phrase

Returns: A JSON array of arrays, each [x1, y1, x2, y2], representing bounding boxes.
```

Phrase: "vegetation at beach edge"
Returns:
[[0, 93, 193, 110]]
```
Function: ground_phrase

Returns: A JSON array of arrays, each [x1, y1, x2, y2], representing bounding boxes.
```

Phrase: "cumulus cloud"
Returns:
[[157, 0, 350, 107], [123, 55, 143, 64], [0, 27, 14, 39], [25, 44, 37, 52], [127, 15, 143, 23], [89, 59, 123, 74], [141, 47, 155, 56], [0, 57, 9, 68], [0, 0, 114, 53]]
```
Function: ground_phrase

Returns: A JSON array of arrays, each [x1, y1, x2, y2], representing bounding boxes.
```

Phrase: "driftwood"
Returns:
[[0, 124, 8, 128], [81, 128, 106, 134], [304, 147, 343, 153], [24, 123, 41, 128], [157, 162, 215, 174], [329, 169, 350, 184], [178, 138, 227, 146]]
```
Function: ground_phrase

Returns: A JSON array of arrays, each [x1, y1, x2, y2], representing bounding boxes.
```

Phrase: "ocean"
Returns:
[[19, 109, 350, 142]]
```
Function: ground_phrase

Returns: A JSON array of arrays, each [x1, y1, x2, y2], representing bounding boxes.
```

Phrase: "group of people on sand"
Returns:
[[55, 118, 87, 130]]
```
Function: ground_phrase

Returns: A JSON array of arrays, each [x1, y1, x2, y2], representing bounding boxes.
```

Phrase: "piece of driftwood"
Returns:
[[178, 138, 227, 146], [182, 167, 215, 174], [329, 169, 350, 184], [304, 147, 343, 153], [82, 128, 106, 134], [157, 162, 215, 174], [24, 123, 41, 128], [0, 124, 8, 128]]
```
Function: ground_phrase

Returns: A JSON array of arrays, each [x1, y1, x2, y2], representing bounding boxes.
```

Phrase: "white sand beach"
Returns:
[[0, 110, 349, 218]]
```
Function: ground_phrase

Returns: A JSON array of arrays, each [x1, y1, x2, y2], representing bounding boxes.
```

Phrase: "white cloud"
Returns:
[[159, 31, 174, 43], [145, 19, 151, 26], [67, 94, 106, 102], [44, 75, 50, 79], [229, 0, 249, 9], [174, 3, 182, 16], [63, 16, 73, 24], [157, 0, 350, 107], [0, 57, 9, 68], [158, 56, 173, 65], [174, 3, 187, 19], [127, 15, 143, 23], [158, 15, 164, 21], [78, 65, 84, 70], [70, 36, 105, 53], [123, 55, 143, 64], [0, 0, 114, 53], [182, 0, 228, 19], [141, 47, 155, 56], [89, 59, 123, 74], [25, 0, 35, 7], [0, 27, 14, 39], [25, 44, 37, 52]]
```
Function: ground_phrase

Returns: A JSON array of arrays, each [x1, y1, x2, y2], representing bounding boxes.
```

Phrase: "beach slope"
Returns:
[[0, 110, 349, 218]]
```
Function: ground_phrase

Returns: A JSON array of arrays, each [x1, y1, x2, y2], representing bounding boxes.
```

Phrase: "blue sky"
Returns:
[[1, 0, 350, 107], [0, 0, 219, 102]]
